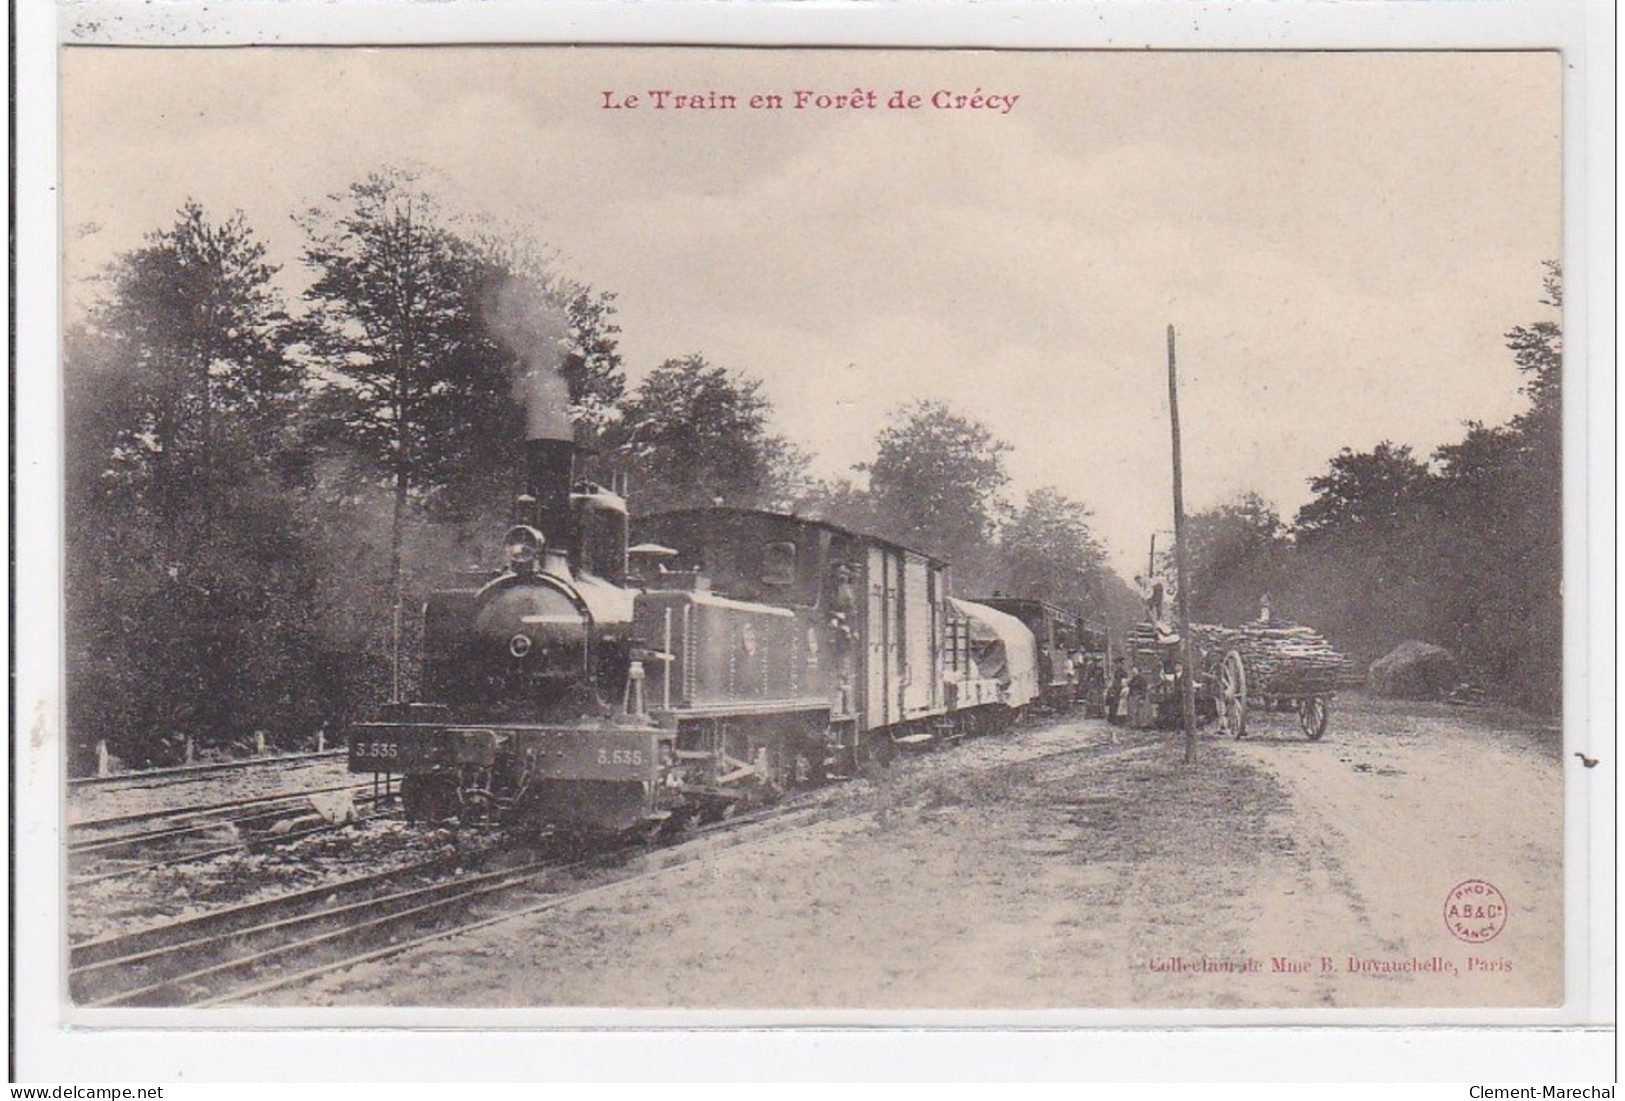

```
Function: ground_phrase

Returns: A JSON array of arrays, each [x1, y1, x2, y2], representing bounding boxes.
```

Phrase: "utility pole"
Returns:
[[1167, 325, 1198, 764]]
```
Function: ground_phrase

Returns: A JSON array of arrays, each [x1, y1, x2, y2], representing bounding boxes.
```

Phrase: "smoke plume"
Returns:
[[487, 276, 572, 442]]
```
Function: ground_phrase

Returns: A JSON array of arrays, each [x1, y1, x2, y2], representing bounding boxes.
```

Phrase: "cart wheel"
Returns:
[[1217, 650, 1248, 740], [1298, 697, 1329, 741]]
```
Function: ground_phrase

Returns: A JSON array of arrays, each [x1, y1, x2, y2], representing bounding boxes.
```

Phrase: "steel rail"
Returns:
[[198, 802, 835, 1008], [77, 720, 1149, 1008], [80, 796, 826, 1008], [69, 781, 374, 833], [69, 849, 481, 966], [68, 749, 347, 788], [69, 785, 379, 853], [67, 810, 391, 888], [76, 855, 577, 1006], [197, 733, 1148, 1007]]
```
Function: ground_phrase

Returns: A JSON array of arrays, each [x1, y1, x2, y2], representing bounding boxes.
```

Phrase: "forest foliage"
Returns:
[[1180, 263, 1563, 713], [62, 184, 1563, 771]]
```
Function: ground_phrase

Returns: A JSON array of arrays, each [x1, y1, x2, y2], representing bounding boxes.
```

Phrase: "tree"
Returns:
[[861, 400, 1012, 576], [995, 487, 1106, 611], [1424, 263, 1563, 710], [565, 287, 628, 436], [608, 354, 806, 513], [459, 226, 628, 439], [1181, 493, 1291, 624], [297, 169, 539, 698], [1505, 259, 1562, 416], [64, 204, 312, 770], [795, 475, 880, 535], [1292, 441, 1434, 541], [1203, 264, 1565, 711], [75, 201, 300, 523]]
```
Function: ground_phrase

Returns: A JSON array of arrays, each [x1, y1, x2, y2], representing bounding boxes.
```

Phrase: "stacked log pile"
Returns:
[[1188, 621, 1347, 697], [1126, 622, 1172, 658]]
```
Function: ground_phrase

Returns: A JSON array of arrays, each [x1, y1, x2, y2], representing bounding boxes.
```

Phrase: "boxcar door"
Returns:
[[865, 545, 901, 731], [900, 552, 942, 720]]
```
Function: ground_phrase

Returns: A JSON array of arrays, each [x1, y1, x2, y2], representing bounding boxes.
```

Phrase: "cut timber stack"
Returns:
[[1188, 621, 1347, 698], [1127, 622, 1177, 661]]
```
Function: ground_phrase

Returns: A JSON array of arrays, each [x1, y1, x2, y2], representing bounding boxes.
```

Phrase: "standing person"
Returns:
[[827, 562, 859, 716], [1106, 657, 1129, 725], [1083, 655, 1108, 717], [1134, 574, 1167, 630]]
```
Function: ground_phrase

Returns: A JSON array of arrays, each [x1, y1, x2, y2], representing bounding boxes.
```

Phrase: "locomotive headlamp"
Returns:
[[504, 525, 546, 572]]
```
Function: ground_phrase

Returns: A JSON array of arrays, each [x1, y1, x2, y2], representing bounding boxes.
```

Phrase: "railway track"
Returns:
[[71, 722, 1151, 1008], [70, 798, 810, 1008], [70, 845, 507, 1006], [69, 749, 349, 791], [71, 782, 379, 844], [68, 785, 393, 887]]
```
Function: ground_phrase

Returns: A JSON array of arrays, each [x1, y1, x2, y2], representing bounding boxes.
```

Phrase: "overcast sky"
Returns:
[[60, 47, 1561, 572]]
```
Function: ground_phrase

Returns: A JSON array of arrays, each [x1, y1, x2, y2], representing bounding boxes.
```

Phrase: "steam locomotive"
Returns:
[[348, 374, 1053, 834]]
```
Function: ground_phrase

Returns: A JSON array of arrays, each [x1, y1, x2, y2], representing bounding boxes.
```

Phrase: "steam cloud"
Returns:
[[488, 276, 572, 442]]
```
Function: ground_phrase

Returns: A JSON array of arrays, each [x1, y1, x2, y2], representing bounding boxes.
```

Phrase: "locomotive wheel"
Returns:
[[654, 806, 698, 841], [1298, 697, 1330, 741], [1217, 650, 1248, 740], [695, 797, 739, 826], [401, 774, 457, 824], [858, 734, 896, 779]]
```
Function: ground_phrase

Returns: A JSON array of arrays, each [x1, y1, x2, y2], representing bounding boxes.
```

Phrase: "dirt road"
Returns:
[[273, 693, 1564, 1010]]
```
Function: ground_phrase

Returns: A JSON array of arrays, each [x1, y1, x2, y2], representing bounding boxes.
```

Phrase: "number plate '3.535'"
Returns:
[[347, 724, 444, 773], [522, 731, 662, 782]]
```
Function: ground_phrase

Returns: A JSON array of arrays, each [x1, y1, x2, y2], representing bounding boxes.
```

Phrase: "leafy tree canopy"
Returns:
[[995, 486, 1106, 610], [610, 354, 806, 513], [1293, 441, 1433, 542], [1180, 493, 1290, 623], [64, 202, 322, 768], [297, 169, 521, 498], [1505, 260, 1561, 415], [861, 400, 1012, 567], [75, 200, 299, 508]]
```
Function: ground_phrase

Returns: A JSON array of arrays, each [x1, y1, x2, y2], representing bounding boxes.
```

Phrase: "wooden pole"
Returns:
[[1167, 325, 1199, 764]]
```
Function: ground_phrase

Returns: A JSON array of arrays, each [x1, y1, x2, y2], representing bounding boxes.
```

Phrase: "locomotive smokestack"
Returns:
[[487, 274, 574, 567], [520, 351, 580, 564]]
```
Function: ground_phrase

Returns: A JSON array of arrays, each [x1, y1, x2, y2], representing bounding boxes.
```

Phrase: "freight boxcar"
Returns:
[[976, 597, 1086, 710]]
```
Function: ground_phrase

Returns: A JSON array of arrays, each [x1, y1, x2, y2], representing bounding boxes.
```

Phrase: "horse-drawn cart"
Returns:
[[1120, 622, 1220, 730], [1190, 622, 1346, 741]]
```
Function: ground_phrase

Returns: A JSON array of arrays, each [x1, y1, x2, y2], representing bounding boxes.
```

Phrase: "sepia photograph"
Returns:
[[26, 21, 1607, 1072]]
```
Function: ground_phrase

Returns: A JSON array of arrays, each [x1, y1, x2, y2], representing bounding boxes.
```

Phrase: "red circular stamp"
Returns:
[[1444, 879, 1509, 943]]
